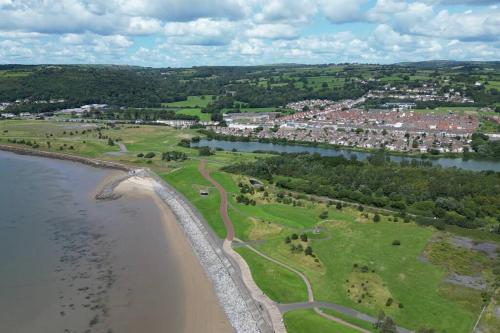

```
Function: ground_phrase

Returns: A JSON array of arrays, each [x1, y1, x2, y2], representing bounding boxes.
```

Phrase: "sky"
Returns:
[[0, 0, 499, 67]]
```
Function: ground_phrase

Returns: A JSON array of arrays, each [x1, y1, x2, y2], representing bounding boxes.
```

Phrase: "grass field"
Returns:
[[414, 106, 480, 115], [235, 246, 308, 303], [161, 95, 214, 108], [196, 168, 491, 332], [284, 309, 361, 333], [173, 108, 211, 121], [0, 70, 32, 77]]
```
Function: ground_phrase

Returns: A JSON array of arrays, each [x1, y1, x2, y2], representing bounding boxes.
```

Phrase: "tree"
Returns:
[[336, 202, 342, 210], [285, 236, 291, 244], [300, 233, 308, 242], [198, 146, 213, 156], [291, 233, 299, 240], [107, 138, 114, 146], [305, 246, 313, 256], [373, 213, 381, 222]]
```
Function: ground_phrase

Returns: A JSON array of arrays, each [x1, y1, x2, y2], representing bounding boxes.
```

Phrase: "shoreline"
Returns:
[[0, 146, 275, 333], [114, 177, 233, 333], [0, 144, 131, 171]]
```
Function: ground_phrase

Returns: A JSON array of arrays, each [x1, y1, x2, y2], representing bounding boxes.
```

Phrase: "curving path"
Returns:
[[199, 160, 234, 240], [198, 160, 285, 333], [198, 161, 382, 333], [197, 160, 414, 333]]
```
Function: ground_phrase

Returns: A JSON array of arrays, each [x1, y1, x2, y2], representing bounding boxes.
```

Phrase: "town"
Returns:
[[214, 98, 483, 154]]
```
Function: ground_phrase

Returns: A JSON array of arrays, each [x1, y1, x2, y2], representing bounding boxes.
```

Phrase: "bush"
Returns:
[[373, 213, 381, 222], [300, 233, 308, 242], [291, 233, 299, 240], [144, 152, 156, 159], [385, 298, 393, 307], [336, 202, 342, 210], [305, 246, 313, 256], [285, 236, 291, 244], [137, 153, 144, 157], [319, 211, 329, 219], [392, 240, 401, 246]]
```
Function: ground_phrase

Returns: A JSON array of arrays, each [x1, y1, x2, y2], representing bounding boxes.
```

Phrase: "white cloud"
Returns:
[[126, 17, 162, 35], [254, 0, 316, 24], [246, 24, 298, 40], [164, 19, 236, 45], [318, 0, 368, 24], [119, 0, 250, 21]]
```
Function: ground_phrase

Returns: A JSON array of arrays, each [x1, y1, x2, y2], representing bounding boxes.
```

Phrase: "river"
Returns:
[[192, 139, 500, 172]]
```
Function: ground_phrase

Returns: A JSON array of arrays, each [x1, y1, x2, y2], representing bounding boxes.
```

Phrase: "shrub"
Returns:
[[300, 233, 308, 242], [291, 233, 299, 240], [373, 213, 381, 222], [336, 202, 342, 210], [137, 153, 144, 157], [305, 246, 313, 256], [385, 298, 393, 307], [392, 240, 401, 246], [319, 211, 329, 219], [144, 152, 156, 159], [285, 236, 291, 244]]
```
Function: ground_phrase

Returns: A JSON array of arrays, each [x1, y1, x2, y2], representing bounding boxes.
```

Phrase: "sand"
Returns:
[[114, 177, 233, 333]]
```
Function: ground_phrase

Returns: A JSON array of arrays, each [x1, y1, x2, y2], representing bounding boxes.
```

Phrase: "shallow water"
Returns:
[[0, 151, 185, 333]]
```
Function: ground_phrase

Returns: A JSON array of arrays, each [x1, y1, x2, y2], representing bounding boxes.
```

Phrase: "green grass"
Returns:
[[0, 70, 32, 77], [320, 309, 376, 332], [414, 106, 480, 115], [284, 309, 361, 333], [174, 108, 211, 121], [161, 95, 214, 108], [162, 162, 226, 238], [235, 246, 308, 303]]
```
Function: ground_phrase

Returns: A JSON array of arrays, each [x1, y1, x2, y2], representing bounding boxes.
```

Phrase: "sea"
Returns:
[[0, 150, 185, 333]]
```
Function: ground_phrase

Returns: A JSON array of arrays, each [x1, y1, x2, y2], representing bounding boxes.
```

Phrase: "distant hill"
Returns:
[[396, 60, 500, 68]]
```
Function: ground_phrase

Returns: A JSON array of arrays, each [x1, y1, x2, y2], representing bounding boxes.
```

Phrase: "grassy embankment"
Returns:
[[1, 119, 499, 333]]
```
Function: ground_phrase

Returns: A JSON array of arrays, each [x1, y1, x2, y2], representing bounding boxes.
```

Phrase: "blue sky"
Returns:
[[0, 0, 499, 67]]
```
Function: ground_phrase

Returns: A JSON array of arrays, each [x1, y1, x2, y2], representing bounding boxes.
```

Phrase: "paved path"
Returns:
[[199, 160, 234, 240], [198, 160, 285, 332], [118, 142, 128, 153], [197, 161, 412, 333], [234, 238, 314, 303]]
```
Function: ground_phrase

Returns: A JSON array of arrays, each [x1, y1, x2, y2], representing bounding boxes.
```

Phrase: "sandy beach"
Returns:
[[114, 177, 233, 333]]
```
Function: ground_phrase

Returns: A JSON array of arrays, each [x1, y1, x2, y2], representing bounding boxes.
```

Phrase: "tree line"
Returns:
[[222, 152, 500, 230]]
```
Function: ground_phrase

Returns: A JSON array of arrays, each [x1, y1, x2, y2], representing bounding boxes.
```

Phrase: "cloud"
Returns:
[[254, 0, 316, 24], [164, 19, 236, 45], [246, 24, 299, 40], [318, 0, 368, 24], [395, 7, 500, 41], [119, 0, 250, 22]]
